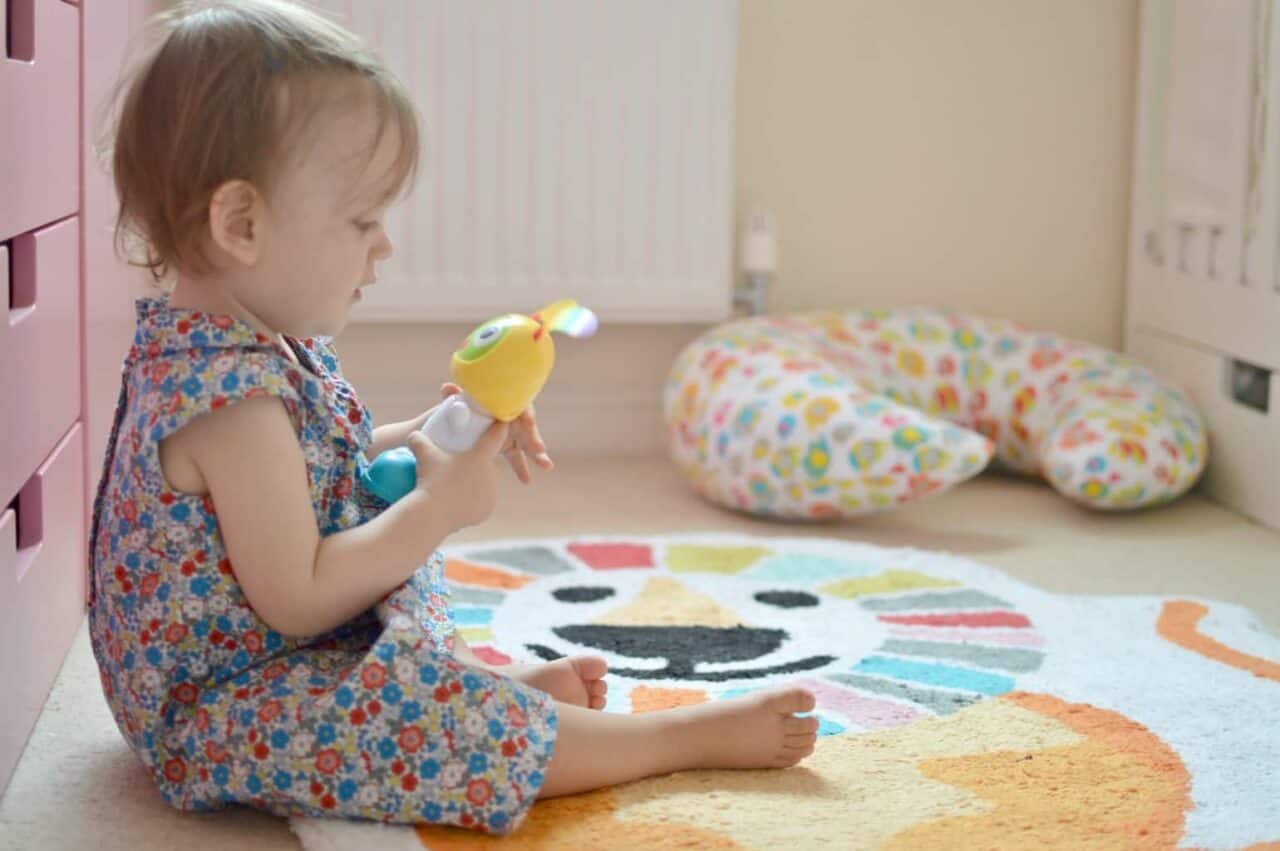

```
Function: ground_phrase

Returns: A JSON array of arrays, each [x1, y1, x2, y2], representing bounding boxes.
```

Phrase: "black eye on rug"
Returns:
[[754, 590, 820, 609], [552, 586, 616, 603]]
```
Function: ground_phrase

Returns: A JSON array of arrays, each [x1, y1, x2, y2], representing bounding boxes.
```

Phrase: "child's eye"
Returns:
[[353, 219, 379, 233]]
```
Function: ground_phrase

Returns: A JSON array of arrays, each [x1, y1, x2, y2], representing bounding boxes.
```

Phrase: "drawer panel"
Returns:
[[0, 0, 80, 242], [0, 423, 86, 796], [1, 217, 82, 508]]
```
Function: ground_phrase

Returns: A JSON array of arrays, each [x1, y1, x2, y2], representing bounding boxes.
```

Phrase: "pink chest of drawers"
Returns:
[[2, 0, 145, 796]]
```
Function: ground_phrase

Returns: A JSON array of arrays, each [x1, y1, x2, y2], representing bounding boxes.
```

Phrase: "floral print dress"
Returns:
[[87, 298, 557, 834]]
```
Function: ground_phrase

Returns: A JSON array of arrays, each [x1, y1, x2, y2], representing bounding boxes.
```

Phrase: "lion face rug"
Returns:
[[292, 534, 1280, 850]]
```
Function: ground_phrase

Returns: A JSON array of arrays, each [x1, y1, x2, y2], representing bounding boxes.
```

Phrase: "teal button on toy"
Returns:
[[360, 448, 418, 504]]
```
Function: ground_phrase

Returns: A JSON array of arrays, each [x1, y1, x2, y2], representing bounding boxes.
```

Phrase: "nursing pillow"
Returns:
[[663, 309, 1207, 519]]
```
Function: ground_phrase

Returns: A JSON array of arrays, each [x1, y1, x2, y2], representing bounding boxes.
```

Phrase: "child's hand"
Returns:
[[441, 382, 554, 484], [406, 420, 509, 531]]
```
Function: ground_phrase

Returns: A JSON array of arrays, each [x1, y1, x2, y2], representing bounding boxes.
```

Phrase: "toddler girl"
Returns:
[[89, 0, 817, 834]]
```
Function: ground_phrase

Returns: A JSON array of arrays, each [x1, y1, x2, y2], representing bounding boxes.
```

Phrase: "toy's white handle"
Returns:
[[422, 393, 494, 453]]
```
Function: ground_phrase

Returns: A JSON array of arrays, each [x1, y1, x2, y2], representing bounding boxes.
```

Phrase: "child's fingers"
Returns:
[[470, 420, 510, 457], [440, 382, 462, 399], [406, 430, 445, 468], [505, 447, 532, 484], [517, 408, 553, 470]]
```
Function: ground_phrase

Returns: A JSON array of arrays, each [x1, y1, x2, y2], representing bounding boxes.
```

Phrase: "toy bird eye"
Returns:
[[455, 318, 512, 362]]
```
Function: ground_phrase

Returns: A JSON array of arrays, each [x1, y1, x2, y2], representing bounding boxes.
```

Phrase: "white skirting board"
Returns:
[[1128, 326, 1280, 530]]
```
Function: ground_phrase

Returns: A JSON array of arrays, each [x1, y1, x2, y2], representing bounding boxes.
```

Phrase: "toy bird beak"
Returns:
[[531, 312, 545, 341]]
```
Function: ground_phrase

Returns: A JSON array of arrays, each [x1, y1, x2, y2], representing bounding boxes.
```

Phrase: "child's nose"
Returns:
[[373, 229, 393, 261]]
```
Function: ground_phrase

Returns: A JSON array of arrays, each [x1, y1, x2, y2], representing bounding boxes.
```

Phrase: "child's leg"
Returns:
[[540, 686, 818, 798]]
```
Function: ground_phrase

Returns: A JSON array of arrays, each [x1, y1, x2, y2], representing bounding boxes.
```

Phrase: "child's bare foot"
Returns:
[[508, 656, 609, 709], [536, 685, 819, 797], [679, 687, 819, 769]]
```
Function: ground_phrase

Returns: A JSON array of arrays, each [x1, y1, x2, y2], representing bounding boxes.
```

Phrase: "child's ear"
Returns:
[[208, 179, 264, 266]]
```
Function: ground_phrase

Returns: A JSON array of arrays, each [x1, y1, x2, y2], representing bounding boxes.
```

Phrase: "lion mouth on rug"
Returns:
[[525, 624, 838, 681]]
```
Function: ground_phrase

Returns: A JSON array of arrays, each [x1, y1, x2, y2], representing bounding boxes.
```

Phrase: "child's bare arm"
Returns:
[[162, 395, 506, 638], [367, 408, 434, 458]]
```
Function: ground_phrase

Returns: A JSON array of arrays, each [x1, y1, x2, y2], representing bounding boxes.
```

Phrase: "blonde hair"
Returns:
[[109, 0, 419, 281]]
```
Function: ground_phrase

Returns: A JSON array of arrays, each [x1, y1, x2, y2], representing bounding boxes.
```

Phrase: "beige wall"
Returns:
[[736, 0, 1139, 347], [342, 0, 1141, 456]]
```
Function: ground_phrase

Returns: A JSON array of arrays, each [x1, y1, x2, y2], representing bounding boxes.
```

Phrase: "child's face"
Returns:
[[246, 88, 400, 338]]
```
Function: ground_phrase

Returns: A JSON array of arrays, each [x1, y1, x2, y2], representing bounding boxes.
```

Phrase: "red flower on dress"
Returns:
[[315, 749, 341, 775], [258, 700, 283, 723], [466, 779, 493, 807], [163, 757, 186, 783], [398, 726, 425, 754], [172, 682, 199, 704], [204, 741, 228, 763], [361, 663, 387, 690], [164, 623, 188, 644]]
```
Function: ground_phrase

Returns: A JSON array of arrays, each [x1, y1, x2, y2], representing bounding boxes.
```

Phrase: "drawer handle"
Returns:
[[6, 231, 36, 319], [8, 471, 43, 583], [5, 0, 35, 62]]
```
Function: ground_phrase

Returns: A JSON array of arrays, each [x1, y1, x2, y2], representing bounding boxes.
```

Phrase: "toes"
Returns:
[[569, 655, 609, 680], [784, 733, 817, 748], [782, 716, 820, 735], [588, 681, 608, 697], [767, 688, 816, 716], [777, 742, 816, 766]]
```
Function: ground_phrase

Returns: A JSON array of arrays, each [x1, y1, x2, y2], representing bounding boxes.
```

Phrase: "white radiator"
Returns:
[[317, 0, 738, 323], [1128, 0, 1280, 528]]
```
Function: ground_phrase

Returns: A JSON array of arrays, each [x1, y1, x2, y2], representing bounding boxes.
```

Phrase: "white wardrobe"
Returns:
[[1127, 0, 1280, 529]]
